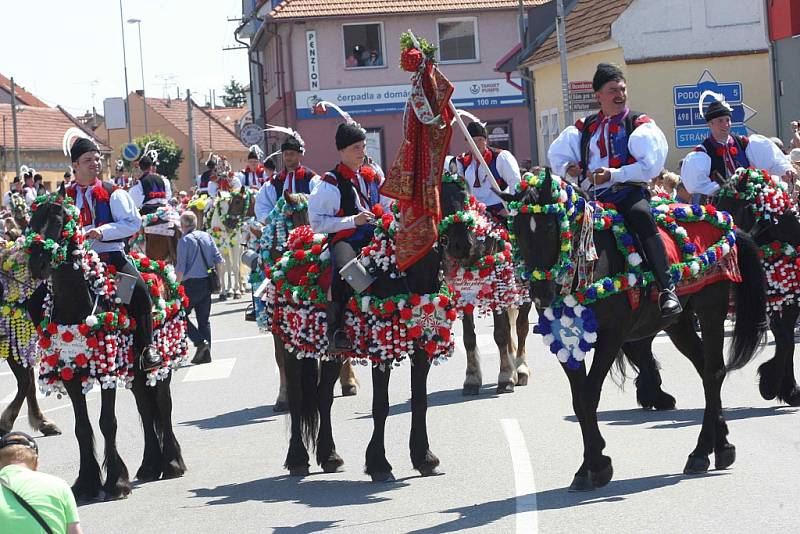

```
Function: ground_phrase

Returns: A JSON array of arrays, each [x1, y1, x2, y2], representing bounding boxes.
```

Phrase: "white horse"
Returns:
[[208, 190, 249, 300]]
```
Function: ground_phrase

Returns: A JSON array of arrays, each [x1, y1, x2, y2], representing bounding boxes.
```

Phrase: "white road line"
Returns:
[[213, 334, 269, 344], [501, 418, 539, 534], [182, 358, 236, 382]]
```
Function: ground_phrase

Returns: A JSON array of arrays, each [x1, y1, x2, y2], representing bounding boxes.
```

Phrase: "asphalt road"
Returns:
[[1, 297, 798, 533]]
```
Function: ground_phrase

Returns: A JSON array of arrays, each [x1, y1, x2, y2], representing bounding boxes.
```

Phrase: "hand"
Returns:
[[591, 168, 612, 185], [354, 211, 375, 226], [84, 228, 102, 240], [565, 162, 582, 178]]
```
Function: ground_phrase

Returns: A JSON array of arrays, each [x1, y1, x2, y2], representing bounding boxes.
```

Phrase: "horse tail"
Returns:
[[727, 229, 768, 371], [299, 357, 320, 453]]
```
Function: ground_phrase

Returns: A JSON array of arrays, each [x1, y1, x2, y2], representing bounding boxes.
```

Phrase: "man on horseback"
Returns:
[[197, 154, 217, 195], [681, 92, 796, 198], [548, 63, 681, 318], [308, 122, 390, 353], [456, 120, 521, 220], [237, 146, 270, 191], [129, 152, 172, 215], [61, 135, 163, 371], [254, 129, 319, 222]]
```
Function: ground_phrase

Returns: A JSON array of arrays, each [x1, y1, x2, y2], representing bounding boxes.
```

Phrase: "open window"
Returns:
[[343, 22, 385, 69]]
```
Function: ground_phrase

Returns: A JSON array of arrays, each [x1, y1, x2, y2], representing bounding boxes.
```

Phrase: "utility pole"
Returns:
[[187, 90, 198, 181], [10, 77, 21, 177], [119, 0, 132, 142], [556, 0, 572, 128]]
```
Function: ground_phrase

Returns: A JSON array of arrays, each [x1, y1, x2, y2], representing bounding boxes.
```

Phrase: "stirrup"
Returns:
[[658, 288, 682, 318]]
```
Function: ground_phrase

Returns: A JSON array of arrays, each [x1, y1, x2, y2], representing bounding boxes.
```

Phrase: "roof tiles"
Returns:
[[142, 97, 247, 152], [0, 73, 50, 108], [0, 104, 110, 152], [269, 0, 548, 19]]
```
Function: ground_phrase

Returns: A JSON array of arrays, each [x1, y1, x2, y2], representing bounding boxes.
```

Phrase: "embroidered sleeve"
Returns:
[[746, 134, 793, 176], [680, 150, 719, 195], [609, 120, 667, 184], [547, 125, 582, 178], [308, 180, 356, 234], [96, 189, 142, 240]]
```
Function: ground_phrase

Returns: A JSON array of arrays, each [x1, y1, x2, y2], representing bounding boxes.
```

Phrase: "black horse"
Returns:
[[502, 169, 767, 490], [26, 192, 185, 500]]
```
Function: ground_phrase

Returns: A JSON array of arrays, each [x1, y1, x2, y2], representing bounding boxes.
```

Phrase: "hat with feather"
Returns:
[[312, 100, 367, 150], [63, 127, 100, 163]]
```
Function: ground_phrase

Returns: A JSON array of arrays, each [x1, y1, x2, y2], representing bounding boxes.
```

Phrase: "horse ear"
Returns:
[[283, 189, 293, 204], [541, 167, 554, 204], [497, 191, 520, 204], [240, 185, 246, 195], [57, 181, 66, 198]]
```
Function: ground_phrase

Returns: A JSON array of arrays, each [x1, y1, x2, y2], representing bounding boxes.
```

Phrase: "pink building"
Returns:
[[240, 0, 540, 173]]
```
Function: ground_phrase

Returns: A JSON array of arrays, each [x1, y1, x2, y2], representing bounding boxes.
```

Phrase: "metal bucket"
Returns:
[[339, 256, 375, 294], [241, 249, 259, 270]]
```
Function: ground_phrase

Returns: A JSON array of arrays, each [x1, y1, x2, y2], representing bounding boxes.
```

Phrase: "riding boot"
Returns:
[[641, 234, 682, 318], [326, 301, 352, 354], [139, 346, 163, 371]]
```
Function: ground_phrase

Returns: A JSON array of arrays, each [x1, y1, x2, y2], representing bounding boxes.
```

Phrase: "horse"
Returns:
[[503, 169, 767, 490], [438, 174, 532, 394], [209, 187, 252, 300], [0, 239, 62, 437], [25, 190, 188, 499], [139, 206, 182, 264]]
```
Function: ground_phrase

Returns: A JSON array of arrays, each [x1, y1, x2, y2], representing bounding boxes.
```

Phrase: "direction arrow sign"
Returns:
[[673, 69, 742, 106], [122, 143, 141, 162]]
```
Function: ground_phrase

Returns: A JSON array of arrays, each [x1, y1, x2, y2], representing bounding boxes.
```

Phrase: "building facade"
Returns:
[[768, 0, 800, 144], [519, 0, 778, 173], [242, 0, 538, 173]]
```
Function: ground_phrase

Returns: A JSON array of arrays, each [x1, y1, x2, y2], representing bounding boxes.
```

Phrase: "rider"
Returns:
[[680, 93, 797, 198], [548, 63, 680, 318], [62, 136, 162, 370], [308, 122, 391, 353], [112, 159, 128, 189], [254, 132, 319, 223], [207, 157, 240, 198], [129, 152, 172, 215], [456, 120, 521, 220], [197, 154, 217, 195], [236, 146, 269, 191]]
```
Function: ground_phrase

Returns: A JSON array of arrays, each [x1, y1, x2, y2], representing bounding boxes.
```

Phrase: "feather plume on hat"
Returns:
[[312, 100, 366, 133], [698, 90, 733, 119], [263, 125, 306, 154], [248, 144, 266, 160], [454, 109, 485, 128], [62, 127, 91, 158]]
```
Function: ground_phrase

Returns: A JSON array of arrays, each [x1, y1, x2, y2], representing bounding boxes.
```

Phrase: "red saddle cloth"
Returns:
[[627, 217, 741, 310], [286, 264, 332, 294]]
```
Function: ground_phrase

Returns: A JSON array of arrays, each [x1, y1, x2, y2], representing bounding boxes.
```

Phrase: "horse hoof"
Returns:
[[136, 466, 160, 483], [288, 466, 309, 477], [590, 462, 613, 488], [462, 384, 480, 396], [683, 454, 710, 474], [341, 385, 358, 397], [714, 444, 736, 470], [273, 401, 289, 413], [652, 391, 677, 411], [39, 421, 62, 436], [370, 471, 395, 483], [516, 373, 529, 387], [778, 386, 800, 407], [321, 456, 344, 474], [161, 460, 186, 480], [758, 361, 781, 401], [568, 474, 594, 492], [219, 293, 228, 302], [103, 479, 132, 500], [416, 463, 441, 477], [496, 382, 515, 394]]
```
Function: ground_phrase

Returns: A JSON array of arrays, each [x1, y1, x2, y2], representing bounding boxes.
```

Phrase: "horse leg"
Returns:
[[233, 243, 243, 298], [561, 362, 593, 491], [622, 336, 676, 410], [22, 363, 62, 436], [131, 373, 161, 481], [776, 305, 800, 406], [410, 350, 439, 476], [462, 312, 482, 395], [0, 358, 31, 434], [683, 303, 731, 474], [365, 364, 393, 482], [513, 302, 532, 386], [761, 306, 799, 404], [156, 373, 187, 479], [99, 388, 131, 499], [494, 309, 516, 393], [339, 358, 358, 397], [273, 338, 288, 412], [283, 352, 313, 476], [64, 379, 102, 500], [317, 359, 344, 473]]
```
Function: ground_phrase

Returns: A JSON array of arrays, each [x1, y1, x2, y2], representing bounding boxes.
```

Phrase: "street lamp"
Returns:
[[127, 17, 148, 134]]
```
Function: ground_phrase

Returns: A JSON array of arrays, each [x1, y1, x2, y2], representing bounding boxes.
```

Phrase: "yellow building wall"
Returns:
[[532, 48, 775, 173], [1, 151, 110, 196]]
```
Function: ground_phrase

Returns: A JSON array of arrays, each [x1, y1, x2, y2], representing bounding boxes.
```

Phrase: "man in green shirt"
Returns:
[[0, 432, 82, 534]]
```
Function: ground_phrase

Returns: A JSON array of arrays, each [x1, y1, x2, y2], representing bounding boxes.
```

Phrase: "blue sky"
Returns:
[[2, 0, 251, 115]]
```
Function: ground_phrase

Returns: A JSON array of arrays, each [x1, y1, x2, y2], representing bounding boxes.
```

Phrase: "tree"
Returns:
[[121, 132, 184, 181], [221, 78, 247, 108]]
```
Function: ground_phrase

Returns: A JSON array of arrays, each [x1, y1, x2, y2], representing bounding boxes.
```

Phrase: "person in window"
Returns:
[[346, 45, 364, 67], [365, 49, 381, 66]]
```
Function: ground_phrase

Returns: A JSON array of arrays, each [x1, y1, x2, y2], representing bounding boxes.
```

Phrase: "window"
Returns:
[[342, 23, 385, 69], [540, 108, 560, 154], [437, 18, 479, 63]]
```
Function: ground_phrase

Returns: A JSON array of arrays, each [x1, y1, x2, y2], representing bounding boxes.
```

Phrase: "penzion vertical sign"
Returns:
[[306, 30, 320, 91]]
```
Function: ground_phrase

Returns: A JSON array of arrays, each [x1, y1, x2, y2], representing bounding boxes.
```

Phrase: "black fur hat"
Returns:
[[467, 121, 487, 138], [592, 63, 625, 92], [336, 122, 366, 150]]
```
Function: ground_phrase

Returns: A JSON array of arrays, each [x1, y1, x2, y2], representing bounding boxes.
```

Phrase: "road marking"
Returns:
[[182, 358, 236, 382], [213, 334, 269, 344], [501, 418, 539, 534]]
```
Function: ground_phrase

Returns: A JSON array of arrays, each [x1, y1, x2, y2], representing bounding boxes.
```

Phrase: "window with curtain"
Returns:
[[437, 18, 478, 62]]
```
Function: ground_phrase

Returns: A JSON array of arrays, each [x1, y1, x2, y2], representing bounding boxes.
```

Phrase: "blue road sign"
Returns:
[[674, 104, 746, 127], [122, 143, 141, 162], [673, 81, 742, 107], [675, 125, 748, 149]]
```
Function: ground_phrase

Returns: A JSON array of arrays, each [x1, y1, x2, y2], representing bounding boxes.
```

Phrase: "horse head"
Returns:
[[25, 184, 79, 280], [283, 190, 310, 228], [499, 168, 573, 308], [438, 173, 476, 261], [714, 169, 756, 233], [224, 187, 248, 229]]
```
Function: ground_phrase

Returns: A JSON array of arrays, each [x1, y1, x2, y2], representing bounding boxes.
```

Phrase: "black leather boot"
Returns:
[[139, 345, 164, 371], [641, 234, 683, 318], [326, 301, 352, 353]]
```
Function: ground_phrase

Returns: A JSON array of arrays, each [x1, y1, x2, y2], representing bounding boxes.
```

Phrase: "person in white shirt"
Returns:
[[2, 177, 22, 207], [548, 63, 680, 318], [254, 135, 319, 222], [308, 122, 392, 352], [128, 153, 172, 215], [680, 93, 796, 198], [236, 146, 270, 191], [456, 121, 521, 220]]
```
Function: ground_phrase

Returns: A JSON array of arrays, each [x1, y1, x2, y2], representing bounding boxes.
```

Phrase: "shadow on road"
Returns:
[[189, 474, 410, 508], [272, 521, 343, 533], [564, 405, 797, 429], [352, 386, 502, 420], [180, 405, 278, 430], [210, 305, 249, 318]]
